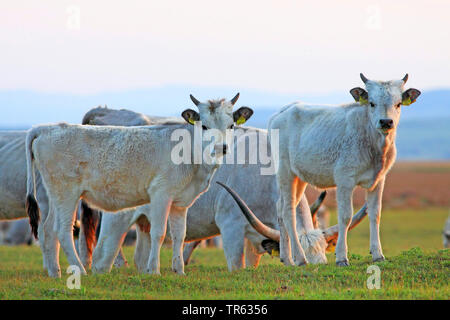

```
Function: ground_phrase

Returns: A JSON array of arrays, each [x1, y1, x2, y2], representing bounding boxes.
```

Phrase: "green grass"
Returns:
[[0, 208, 448, 300]]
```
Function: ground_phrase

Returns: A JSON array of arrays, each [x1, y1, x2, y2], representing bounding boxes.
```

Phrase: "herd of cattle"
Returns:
[[1, 73, 446, 279]]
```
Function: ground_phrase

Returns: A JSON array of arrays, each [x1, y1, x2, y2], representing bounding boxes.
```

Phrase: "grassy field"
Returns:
[[0, 207, 448, 300]]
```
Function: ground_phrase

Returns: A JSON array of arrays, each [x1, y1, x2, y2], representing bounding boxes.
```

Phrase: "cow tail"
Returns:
[[25, 128, 41, 239], [81, 201, 101, 258]]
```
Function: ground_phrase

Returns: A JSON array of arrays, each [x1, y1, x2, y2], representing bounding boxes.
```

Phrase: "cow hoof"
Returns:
[[174, 270, 186, 276], [146, 268, 161, 276], [336, 260, 349, 267], [47, 269, 61, 278], [281, 257, 294, 266], [373, 255, 385, 263], [295, 259, 308, 267]]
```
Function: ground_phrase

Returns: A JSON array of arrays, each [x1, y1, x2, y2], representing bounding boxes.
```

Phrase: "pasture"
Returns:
[[0, 207, 448, 300]]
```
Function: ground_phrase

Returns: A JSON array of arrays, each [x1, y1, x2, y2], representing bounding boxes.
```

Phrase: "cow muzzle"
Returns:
[[378, 119, 394, 134]]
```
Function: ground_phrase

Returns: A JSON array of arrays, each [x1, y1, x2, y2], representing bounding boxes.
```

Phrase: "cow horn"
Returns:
[[360, 73, 369, 84], [230, 92, 240, 105], [216, 181, 280, 241], [190, 94, 201, 106], [310, 191, 327, 222], [322, 203, 368, 243], [402, 74, 409, 84]]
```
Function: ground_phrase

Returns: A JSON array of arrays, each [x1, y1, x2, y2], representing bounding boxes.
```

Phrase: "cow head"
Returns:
[[350, 74, 421, 136], [216, 181, 368, 264], [182, 93, 253, 159]]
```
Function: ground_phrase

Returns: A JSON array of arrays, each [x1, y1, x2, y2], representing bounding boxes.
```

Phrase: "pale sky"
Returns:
[[1, 0, 449, 95]]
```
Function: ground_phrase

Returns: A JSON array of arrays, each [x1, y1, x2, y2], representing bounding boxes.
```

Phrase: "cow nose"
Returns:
[[379, 119, 393, 129]]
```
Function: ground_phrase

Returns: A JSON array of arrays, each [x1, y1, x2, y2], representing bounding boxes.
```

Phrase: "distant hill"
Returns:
[[0, 86, 449, 160]]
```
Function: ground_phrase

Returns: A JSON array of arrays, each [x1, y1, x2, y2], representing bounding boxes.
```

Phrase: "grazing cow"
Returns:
[[26, 94, 253, 277], [215, 181, 367, 260], [89, 128, 367, 273], [444, 216, 450, 249], [268, 74, 420, 266]]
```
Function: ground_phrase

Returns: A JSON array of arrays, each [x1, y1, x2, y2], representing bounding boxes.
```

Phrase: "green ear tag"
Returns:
[[188, 118, 196, 125], [402, 97, 412, 106], [236, 116, 246, 125], [359, 97, 368, 105], [271, 248, 280, 257]]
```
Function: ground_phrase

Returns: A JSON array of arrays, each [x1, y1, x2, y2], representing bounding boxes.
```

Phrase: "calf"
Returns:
[[269, 74, 420, 266]]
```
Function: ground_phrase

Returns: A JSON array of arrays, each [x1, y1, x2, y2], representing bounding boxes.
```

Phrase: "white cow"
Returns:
[[269, 74, 421, 266], [26, 94, 253, 277], [89, 128, 367, 273]]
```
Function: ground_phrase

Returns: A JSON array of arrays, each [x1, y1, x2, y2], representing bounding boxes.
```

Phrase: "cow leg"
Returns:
[[335, 185, 354, 266], [54, 199, 87, 275], [183, 241, 201, 266], [168, 206, 188, 275], [278, 173, 308, 266], [367, 178, 385, 262], [113, 247, 128, 268], [218, 221, 245, 271], [134, 225, 151, 272], [244, 238, 262, 268], [92, 213, 130, 273], [39, 203, 61, 278], [145, 195, 172, 275], [277, 196, 294, 266], [92, 231, 127, 274]]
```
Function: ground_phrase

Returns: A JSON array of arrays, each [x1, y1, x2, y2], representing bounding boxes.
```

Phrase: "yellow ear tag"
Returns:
[[402, 97, 412, 106], [188, 118, 196, 125], [359, 97, 368, 105], [236, 116, 246, 125], [271, 249, 280, 257]]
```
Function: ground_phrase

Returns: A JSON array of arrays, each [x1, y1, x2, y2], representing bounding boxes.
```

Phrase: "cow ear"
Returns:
[[233, 107, 254, 125], [350, 87, 369, 105], [181, 109, 200, 125], [402, 88, 421, 106]]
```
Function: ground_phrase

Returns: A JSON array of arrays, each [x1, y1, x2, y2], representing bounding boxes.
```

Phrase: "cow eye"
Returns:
[[202, 125, 208, 130], [229, 124, 234, 129], [396, 103, 401, 109], [370, 102, 375, 108]]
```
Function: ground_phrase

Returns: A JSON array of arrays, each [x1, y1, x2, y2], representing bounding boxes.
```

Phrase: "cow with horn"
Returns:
[[268, 74, 420, 266]]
